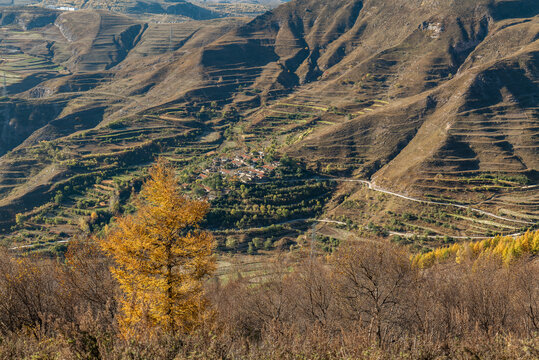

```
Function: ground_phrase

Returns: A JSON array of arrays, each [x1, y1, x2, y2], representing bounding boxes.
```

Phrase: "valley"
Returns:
[[0, 0, 537, 257], [0, 2, 538, 358]]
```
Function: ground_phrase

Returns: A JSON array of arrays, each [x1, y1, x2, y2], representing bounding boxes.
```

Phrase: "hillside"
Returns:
[[8, 0, 286, 18], [0, 0, 537, 252]]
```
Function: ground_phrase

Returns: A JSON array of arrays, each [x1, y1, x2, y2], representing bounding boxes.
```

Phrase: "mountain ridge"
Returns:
[[0, 0, 537, 249]]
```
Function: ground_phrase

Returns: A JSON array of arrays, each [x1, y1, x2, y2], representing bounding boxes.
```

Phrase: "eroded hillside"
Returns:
[[0, 0, 537, 253]]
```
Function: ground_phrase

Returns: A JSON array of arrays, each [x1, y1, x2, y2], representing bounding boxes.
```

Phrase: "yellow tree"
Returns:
[[100, 160, 215, 337]]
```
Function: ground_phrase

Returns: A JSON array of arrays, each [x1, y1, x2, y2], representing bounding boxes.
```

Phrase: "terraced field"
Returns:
[[332, 181, 533, 242], [0, 0, 538, 254], [0, 98, 337, 253], [0, 111, 203, 246], [0, 35, 66, 92]]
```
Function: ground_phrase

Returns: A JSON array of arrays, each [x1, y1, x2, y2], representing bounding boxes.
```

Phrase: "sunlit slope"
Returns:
[[0, 0, 537, 244]]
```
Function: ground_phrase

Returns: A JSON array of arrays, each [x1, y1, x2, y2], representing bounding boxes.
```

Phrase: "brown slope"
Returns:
[[0, 9, 244, 156], [276, 1, 539, 176], [114, 0, 538, 234], [54, 10, 146, 72], [1, 0, 538, 237], [372, 43, 539, 210], [132, 0, 369, 108], [142, 0, 536, 111]]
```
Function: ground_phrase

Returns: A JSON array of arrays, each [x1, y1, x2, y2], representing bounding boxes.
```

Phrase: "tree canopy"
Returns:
[[100, 159, 215, 337]]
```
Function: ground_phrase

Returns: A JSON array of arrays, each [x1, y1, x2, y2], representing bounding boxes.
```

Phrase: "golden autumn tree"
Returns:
[[100, 159, 215, 337], [411, 229, 539, 268]]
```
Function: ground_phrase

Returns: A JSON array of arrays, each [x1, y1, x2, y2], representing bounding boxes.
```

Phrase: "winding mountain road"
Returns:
[[321, 177, 535, 226], [8, 177, 535, 251]]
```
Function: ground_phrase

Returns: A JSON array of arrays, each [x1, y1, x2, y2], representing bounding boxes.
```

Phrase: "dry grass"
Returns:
[[0, 238, 537, 359]]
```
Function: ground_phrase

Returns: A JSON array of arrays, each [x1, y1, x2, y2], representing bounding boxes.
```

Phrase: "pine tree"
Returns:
[[100, 160, 215, 337]]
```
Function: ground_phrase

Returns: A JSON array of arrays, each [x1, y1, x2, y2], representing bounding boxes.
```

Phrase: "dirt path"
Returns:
[[254, 176, 535, 225], [306, 177, 535, 226], [8, 177, 534, 251]]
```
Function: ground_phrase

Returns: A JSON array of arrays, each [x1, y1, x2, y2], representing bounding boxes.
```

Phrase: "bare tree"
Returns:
[[332, 241, 415, 346]]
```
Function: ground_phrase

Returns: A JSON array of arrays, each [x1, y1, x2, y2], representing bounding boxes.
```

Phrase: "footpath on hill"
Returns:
[[9, 177, 536, 250]]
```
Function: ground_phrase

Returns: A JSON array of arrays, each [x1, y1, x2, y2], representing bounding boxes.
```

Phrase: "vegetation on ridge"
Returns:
[[412, 229, 539, 268]]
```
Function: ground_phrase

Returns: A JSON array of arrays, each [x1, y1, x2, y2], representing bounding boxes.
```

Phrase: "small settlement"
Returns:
[[198, 152, 279, 184]]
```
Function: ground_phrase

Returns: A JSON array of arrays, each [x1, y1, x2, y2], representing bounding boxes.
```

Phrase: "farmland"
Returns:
[[0, 0, 537, 256]]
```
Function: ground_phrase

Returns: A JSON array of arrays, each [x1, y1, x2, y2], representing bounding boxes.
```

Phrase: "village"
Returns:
[[197, 151, 280, 186]]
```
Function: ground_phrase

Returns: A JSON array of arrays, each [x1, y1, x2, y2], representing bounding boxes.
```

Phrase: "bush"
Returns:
[[225, 236, 237, 249], [0, 234, 538, 359], [252, 237, 264, 249], [247, 242, 255, 254], [263, 239, 273, 250]]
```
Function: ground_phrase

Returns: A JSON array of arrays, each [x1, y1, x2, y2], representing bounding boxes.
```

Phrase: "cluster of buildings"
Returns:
[[198, 152, 279, 184], [45, 5, 77, 11]]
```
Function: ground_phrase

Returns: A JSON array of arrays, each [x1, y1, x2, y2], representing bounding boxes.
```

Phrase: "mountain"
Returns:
[[45, 0, 221, 19], [2, 0, 285, 19], [0, 0, 537, 251]]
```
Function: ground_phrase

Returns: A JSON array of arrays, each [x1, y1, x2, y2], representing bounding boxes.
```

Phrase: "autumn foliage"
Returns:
[[99, 159, 215, 337], [0, 161, 536, 358], [412, 230, 539, 268]]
